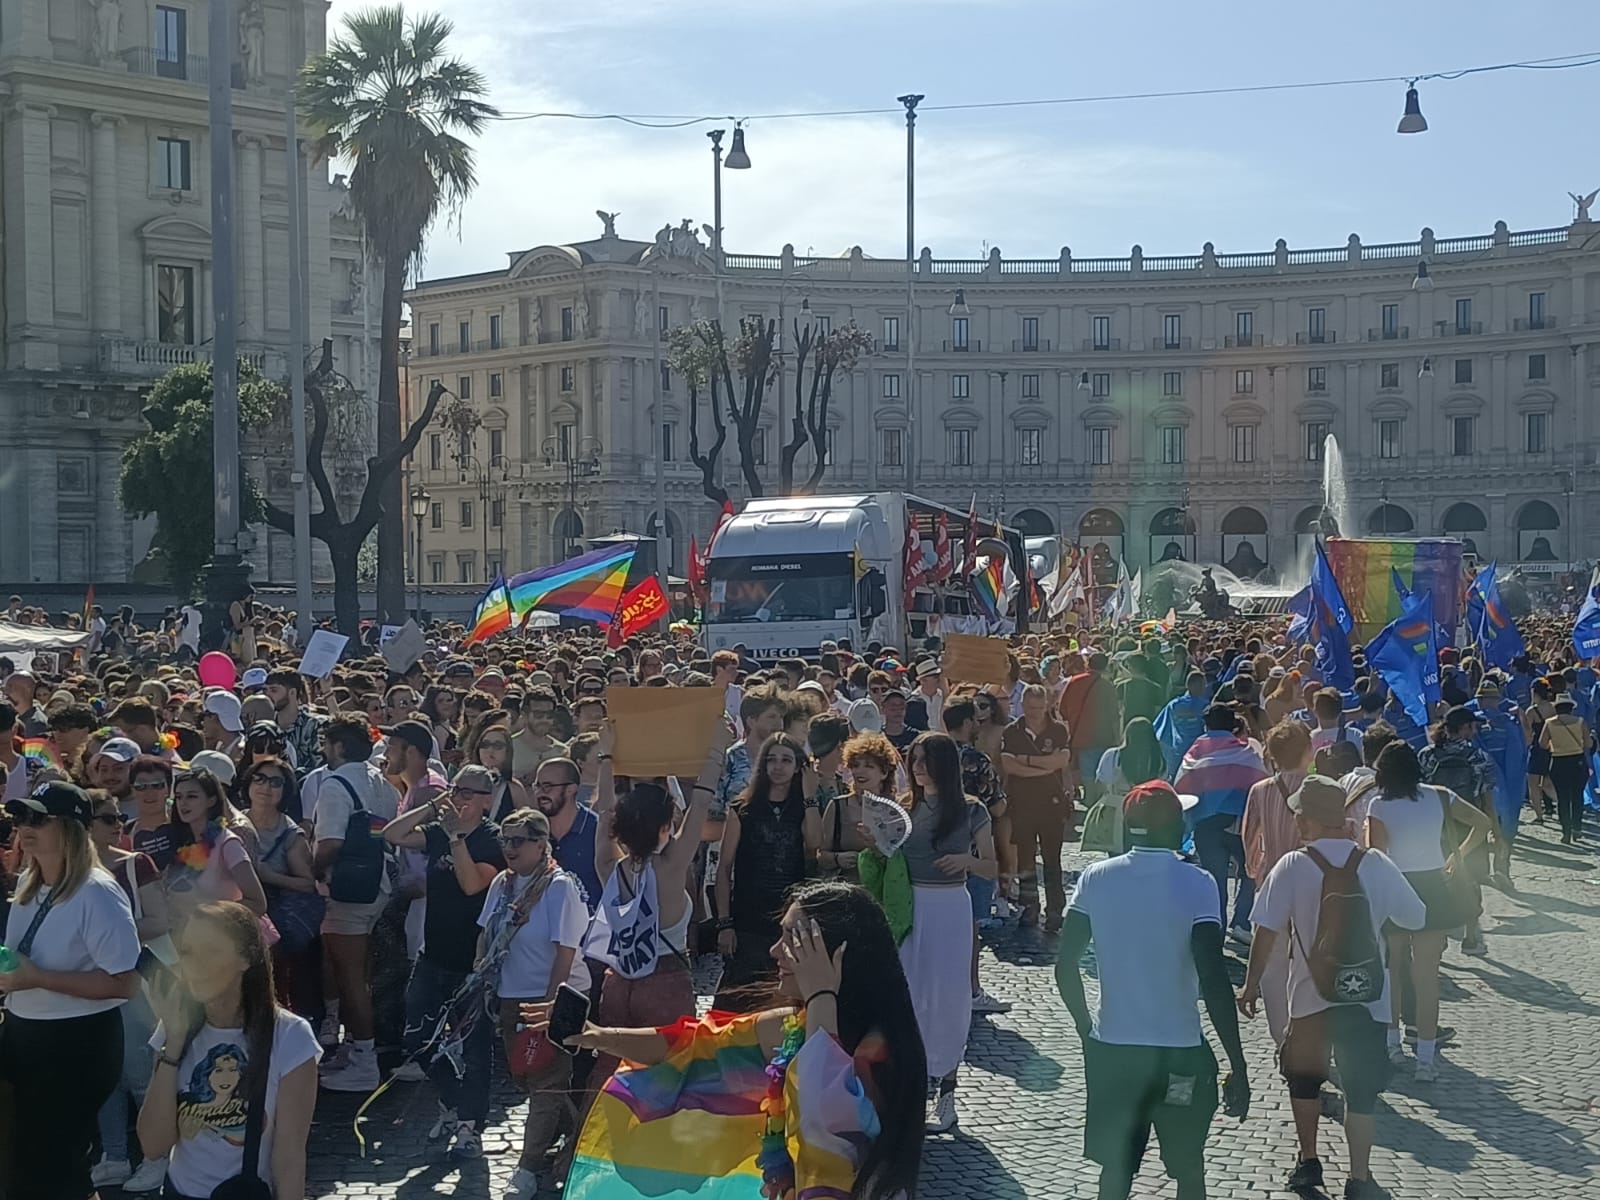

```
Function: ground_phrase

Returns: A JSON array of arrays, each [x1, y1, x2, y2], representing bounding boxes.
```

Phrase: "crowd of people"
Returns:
[[0, 593, 1593, 1200]]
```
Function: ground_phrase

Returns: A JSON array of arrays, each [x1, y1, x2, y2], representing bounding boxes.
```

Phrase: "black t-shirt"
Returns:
[[420, 821, 505, 971], [885, 725, 919, 754], [131, 824, 178, 872]]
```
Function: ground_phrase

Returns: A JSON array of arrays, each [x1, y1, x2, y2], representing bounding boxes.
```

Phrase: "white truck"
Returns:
[[701, 492, 1025, 662]]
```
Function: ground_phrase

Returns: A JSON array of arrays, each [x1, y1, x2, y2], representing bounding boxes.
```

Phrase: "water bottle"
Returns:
[[0, 947, 17, 973]]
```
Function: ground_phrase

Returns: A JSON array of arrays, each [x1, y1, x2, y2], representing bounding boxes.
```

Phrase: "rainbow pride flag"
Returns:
[[1326, 538, 1464, 647], [462, 575, 513, 647], [508, 545, 635, 626], [971, 556, 1006, 621], [22, 737, 62, 771], [565, 1011, 856, 1200]]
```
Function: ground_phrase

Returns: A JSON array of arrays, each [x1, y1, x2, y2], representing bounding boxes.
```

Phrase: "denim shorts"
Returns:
[[967, 874, 996, 922]]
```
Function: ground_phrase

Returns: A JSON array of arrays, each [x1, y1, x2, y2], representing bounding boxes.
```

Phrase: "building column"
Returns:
[[90, 114, 123, 335], [28, 451, 58, 583], [238, 135, 266, 341], [96, 444, 130, 580], [3, 102, 58, 368]]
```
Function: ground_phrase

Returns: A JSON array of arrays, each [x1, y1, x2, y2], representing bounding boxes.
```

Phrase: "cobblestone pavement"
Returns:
[[302, 816, 1600, 1199]]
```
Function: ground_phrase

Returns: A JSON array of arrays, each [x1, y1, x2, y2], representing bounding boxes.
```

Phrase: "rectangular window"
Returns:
[[1452, 416, 1474, 456], [1091, 372, 1110, 398], [949, 429, 972, 466], [155, 6, 188, 77], [561, 307, 574, 341], [490, 498, 505, 529], [1160, 426, 1185, 464], [1528, 353, 1546, 380], [1381, 303, 1399, 338], [816, 315, 831, 336], [488, 429, 504, 465], [488, 314, 502, 349], [882, 316, 900, 351], [430, 502, 443, 531], [882, 373, 900, 400], [560, 366, 575, 392], [1454, 358, 1473, 385], [157, 137, 191, 190], [430, 558, 444, 584], [1019, 428, 1043, 466], [1235, 311, 1253, 342], [1232, 424, 1256, 464], [1455, 298, 1473, 334], [1526, 412, 1548, 454], [1379, 419, 1400, 460], [1307, 366, 1327, 392], [555, 423, 574, 461], [1020, 373, 1040, 399], [1305, 422, 1329, 462], [1307, 307, 1327, 342], [658, 305, 669, 334], [662, 423, 675, 462], [1022, 316, 1040, 350], [488, 558, 501, 580], [752, 428, 767, 466], [1089, 427, 1112, 465], [1162, 314, 1182, 349], [1092, 315, 1111, 350], [1381, 362, 1400, 389], [458, 557, 475, 584], [1234, 368, 1254, 395], [457, 375, 471, 400], [489, 372, 503, 398], [660, 362, 672, 393], [880, 428, 904, 467], [458, 321, 470, 352], [156, 264, 195, 345], [428, 434, 442, 471], [428, 323, 440, 355], [951, 317, 969, 350], [951, 374, 969, 400], [1529, 291, 1547, 327], [1162, 371, 1182, 397]]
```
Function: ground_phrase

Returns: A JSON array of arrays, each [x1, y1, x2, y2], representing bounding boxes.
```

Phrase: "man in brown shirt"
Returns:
[[1002, 683, 1074, 932]]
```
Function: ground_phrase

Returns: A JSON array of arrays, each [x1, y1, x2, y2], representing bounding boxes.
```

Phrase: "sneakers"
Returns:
[[391, 1059, 428, 1083], [1414, 1059, 1439, 1083], [1287, 1157, 1325, 1192], [1387, 1041, 1407, 1065], [504, 1168, 539, 1200], [1461, 936, 1488, 958], [1042, 914, 1063, 936], [971, 989, 1012, 1015], [448, 1123, 483, 1160], [318, 1012, 341, 1047], [123, 1157, 168, 1194], [926, 1091, 958, 1133], [1404, 1024, 1456, 1046], [1344, 1177, 1391, 1200], [428, 1104, 460, 1141], [90, 1157, 131, 1188], [320, 1044, 381, 1093]]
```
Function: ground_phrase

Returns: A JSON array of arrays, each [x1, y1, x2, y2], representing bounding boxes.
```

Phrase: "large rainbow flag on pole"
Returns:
[[461, 575, 513, 647], [1325, 537, 1465, 647], [508, 544, 635, 626]]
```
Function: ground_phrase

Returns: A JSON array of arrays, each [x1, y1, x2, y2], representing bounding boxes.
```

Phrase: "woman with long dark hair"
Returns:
[[164, 768, 268, 932], [0, 782, 141, 1200], [139, 901, 319, 1199], [420, 685, 462, 758], [530, 880, 927, 1200], [1094, 716, 1166, 798], [899, 731, 997, 1133], [713, 732, 813, 1010], [1523, 677, 1559, 822], [460, 710, 530, 821]]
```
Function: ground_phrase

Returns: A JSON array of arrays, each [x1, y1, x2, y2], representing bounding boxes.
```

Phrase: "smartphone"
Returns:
[[135, 946, 175, 992], [546, 983, 591, 1053]]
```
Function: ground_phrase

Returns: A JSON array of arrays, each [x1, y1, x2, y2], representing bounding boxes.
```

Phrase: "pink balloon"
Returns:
[[198, 651, 237, 690]]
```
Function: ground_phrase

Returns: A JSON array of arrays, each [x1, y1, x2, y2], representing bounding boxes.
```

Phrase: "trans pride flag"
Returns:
[[508, 544, 635, 626], [1325, 537, 1464, 647]]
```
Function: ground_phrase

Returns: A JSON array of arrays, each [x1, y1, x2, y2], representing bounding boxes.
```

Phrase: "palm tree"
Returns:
[[300, 5, 497, 623]]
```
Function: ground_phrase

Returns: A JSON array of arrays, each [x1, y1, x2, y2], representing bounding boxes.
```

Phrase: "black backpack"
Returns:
[[1295, 846, 1384, 1006], [1423, 745, 1479, 807], [325, 775, 384, 905]]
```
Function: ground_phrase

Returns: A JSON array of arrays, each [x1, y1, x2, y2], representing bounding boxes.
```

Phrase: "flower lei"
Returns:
[[756, 1014, 806, 1200]]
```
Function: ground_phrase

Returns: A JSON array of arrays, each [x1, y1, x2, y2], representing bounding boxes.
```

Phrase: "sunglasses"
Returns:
[[498, 833, 547, 850], [479, 739, 509, 752], [132, 780, 170, 792], [249, 775, 287, 790], [93, 813, 123, 827]]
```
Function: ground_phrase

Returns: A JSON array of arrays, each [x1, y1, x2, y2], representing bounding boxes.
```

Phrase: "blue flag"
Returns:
[[1574, 566, 1600, 661], [1366, 589, 1441, 726], [1308, 540, 1355, 690], [1286, 584, 1313, 643], [1467, 561, 1526, 670], [1391, 566, 1412, 602]]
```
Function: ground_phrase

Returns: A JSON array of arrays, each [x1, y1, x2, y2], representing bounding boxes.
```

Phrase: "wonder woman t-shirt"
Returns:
[[151, 1011, 320, 1195]]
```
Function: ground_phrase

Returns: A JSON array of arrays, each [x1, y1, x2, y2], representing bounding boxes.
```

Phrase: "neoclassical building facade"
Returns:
[[405, 212, 1600, 585], [0, 0, 380, 586]]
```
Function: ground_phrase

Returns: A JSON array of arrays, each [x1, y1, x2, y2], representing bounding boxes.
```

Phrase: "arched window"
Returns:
[[1516, 499, 1561, 562], [1011, 508, 1055, 537], [1440, 502, 1488, 533], [553, 509, 584, 558], [1221, 507, 1269, 579], [1366, 504, 1414, 535]]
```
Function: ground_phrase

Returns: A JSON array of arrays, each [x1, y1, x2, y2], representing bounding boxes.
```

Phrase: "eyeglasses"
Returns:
[[455, 787, 493, 798], [249, 775, 287, 790], [93, 813, 123, 827], [479, 740, 508, 752], [533, 781, 572, 793], [132, 780, 170, 792], [498, 833, 547, 850]]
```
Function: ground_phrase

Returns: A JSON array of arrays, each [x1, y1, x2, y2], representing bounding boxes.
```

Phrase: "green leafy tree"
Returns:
[[300, 5, 497, 622], [119, 361, 282, 598]]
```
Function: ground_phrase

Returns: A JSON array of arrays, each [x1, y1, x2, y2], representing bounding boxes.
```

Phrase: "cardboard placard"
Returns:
[[941, 632, 1011, 690], [298, 630, 350, 679], [381, 620, 427, 673], [606, 684, 726, 777]]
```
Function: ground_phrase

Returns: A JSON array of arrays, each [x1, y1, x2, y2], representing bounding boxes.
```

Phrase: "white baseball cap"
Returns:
[[240, 667, 269, 690], [848, 698, 884, 734], [189, 749, 237, 785], [93, 737, 141, 765], [203, 691, 244, 733]]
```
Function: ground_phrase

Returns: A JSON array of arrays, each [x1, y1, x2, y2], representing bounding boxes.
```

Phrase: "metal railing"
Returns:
[[1512, 316, 1560, 331], [1013, 339, 1052, 352], [1157, 336, 1193, 350], [1295, 331, 1338, 344], [1367, 327, 1410, 341], [1435, 321, 1485, 337], [1082, 338, 1122, 351], [941, 339, 982, 352], [121, 47, 209, 83], [1223, 334, 1263, 348]]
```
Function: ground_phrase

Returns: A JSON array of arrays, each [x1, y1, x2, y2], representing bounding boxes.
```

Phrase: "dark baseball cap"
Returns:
[[388, 720, 435, 757], [1443, 705, 1487, 732], [6, 780, 94, 826]]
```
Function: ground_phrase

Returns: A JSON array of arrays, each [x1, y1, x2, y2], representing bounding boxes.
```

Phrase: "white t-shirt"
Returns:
[[1067, 847, 1220, 1047], [1310, 725, 1362, 753], [307, 762, 398, 832], [151, 1010, 321, 1196], [478, 870, 592, 998], [1249, 837, 1425, 1021], [1365, 788, 1450, 873], [3, 868, 141, 1019]]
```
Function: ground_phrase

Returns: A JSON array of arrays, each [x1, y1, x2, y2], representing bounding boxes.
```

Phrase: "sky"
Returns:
[[323, 0, 1600, 284]]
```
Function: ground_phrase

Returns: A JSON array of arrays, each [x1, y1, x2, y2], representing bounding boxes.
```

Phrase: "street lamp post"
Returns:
[[898, 93, 924, 492], [707, 125, 750, 332], [409, 485, 430, 620], [542, 435, 603, 559]]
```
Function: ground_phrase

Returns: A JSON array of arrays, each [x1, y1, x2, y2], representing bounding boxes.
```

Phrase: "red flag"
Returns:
[[932, 512, 953, 582], [962, 495, 978, 576], [687, 536, 705, 600], [708, 498, 735, 552], [610, 575, 671, 648], [902, 514, 927, 608]]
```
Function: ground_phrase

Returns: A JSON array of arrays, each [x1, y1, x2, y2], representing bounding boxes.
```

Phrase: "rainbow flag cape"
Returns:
[[971, 555, 1005, 621], [565, 1011, 857, 1200], [1325, 537, 1464, 647], [507, 545, 635, 626], [462, 575, 513, 647], [21, 738, 62, 771]]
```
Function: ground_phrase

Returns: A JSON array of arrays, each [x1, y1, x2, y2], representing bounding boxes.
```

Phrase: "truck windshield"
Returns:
[[706, 553, 857, 624]]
